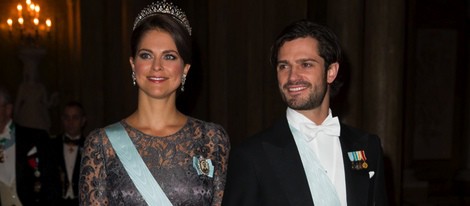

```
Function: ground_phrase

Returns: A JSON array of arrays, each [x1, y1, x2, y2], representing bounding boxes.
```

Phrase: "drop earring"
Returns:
[[132, 71, 136, 86], [181, 74, 187, 92]]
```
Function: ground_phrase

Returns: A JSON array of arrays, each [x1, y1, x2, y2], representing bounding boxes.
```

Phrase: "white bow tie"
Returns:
[[299, 116, 340, 142]]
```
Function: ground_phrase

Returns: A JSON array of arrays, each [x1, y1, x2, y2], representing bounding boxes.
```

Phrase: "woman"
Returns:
[[79, 1, 230, 205]]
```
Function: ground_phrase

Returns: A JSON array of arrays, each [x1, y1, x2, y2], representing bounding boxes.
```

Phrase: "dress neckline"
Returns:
[[120, 117, 192, 138]]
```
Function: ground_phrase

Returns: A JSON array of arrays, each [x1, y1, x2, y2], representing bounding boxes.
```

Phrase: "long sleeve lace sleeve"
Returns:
[[210, 125, 230, 206], [79, 129, 109, 206]]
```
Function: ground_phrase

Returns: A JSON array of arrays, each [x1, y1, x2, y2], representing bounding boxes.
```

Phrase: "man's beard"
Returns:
[[280, 79, 328, 110]]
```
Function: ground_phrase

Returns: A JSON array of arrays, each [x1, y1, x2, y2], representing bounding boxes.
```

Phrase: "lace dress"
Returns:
[[79, 117, 230, 206]]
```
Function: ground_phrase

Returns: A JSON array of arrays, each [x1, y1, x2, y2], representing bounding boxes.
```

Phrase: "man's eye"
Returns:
[[277, 64, 287, 70], [302, 63, 312, 68]]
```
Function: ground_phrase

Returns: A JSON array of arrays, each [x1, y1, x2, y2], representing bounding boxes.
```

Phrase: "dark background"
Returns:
[[0, 0, 469, 205]]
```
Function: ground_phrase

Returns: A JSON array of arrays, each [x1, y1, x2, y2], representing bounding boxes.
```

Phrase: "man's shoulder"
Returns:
[[15, 123, 46, 132], [341, 123, 377, 135], [14, 123, 49, 139], [235, 117, 289, 150], [340, 123, 381, 144]]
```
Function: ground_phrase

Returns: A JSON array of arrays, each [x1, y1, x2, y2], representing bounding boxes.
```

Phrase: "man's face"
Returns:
[[62, 106, 85, 137], [276, 37, 328, 110]]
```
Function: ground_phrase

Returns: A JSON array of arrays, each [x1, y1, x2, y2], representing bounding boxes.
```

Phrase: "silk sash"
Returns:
[[105, 122, 173, 206]]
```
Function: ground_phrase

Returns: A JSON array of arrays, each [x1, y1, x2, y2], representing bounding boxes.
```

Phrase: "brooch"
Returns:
[[347, 150, 368, 170], [192, 155, 214, 178]]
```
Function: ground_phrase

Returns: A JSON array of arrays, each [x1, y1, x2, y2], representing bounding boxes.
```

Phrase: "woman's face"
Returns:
[[130, 29, 190, 99]]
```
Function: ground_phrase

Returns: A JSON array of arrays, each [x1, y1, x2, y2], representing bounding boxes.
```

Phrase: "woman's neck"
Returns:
[[125, 96, 187, 136]]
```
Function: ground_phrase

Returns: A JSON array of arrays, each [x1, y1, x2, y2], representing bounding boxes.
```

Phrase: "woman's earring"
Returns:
[[181, 74, 187, 92], [132, 71, 136, 86]]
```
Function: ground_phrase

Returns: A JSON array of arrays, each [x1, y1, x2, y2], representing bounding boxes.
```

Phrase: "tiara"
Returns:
[[132, 1, 192, 35]]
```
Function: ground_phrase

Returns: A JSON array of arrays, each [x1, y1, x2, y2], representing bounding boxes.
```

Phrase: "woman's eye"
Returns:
[[139, 53, 152, 59], [163, 54, 177, 60]]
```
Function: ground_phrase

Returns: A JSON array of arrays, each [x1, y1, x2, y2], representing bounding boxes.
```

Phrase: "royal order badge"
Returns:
[[192, 155, 214, 178]]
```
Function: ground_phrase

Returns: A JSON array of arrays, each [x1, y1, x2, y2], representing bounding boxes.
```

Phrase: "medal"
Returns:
[[28, 156, 41, 177], [34, 170, 41, 177], [348, 150, 369, 170], [68, 146, 75, 153], [34, 181, 41, 193]]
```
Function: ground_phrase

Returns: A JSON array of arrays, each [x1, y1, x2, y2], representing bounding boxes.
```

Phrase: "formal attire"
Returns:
[[49, 134, 84, 205], [79, 117, 230, 206], [0, 121, 56, 206], [222, 114, 388, 206]]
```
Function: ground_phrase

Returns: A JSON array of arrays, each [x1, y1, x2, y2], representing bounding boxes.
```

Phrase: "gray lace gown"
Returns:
[[79, 117, 230, 206]]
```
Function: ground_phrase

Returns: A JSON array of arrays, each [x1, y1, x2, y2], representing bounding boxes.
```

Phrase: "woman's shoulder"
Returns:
[[84, 127, 107, 144], [85, 120, 126, 143], [187, 117, 229, 143], [89, 120, 129, 133], [188, 117, 226, 133], [187, 117, 230, 151]]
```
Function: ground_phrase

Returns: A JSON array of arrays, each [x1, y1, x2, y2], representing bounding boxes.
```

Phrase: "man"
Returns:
[[0, 86, 55, 205], [222, 20, 388, 206], [49, 101, 87, 205]]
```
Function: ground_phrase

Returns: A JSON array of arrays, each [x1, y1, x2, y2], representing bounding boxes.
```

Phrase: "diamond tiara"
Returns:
[[132, 1, 192, 35]]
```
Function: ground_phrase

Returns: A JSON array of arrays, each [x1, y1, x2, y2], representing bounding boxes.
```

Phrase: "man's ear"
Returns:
[[327, 62, 339, 84]]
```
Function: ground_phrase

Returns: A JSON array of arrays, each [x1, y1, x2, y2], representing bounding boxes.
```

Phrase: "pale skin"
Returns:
[[276, 37, 339, 125], [128, 29, 191, 137]]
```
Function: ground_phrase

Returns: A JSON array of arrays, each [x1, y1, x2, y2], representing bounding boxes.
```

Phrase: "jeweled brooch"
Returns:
[[192, 155, 214, 178]]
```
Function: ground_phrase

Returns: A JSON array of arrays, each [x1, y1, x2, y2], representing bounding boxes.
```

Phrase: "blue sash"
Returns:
[[290, 126, 341, 205], [105, 122, 173, 206]]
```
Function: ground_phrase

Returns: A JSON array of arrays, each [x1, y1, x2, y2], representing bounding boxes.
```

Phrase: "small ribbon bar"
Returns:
[[347, 150, 368, 170]]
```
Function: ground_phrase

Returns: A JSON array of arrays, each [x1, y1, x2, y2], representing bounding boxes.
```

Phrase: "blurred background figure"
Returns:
[[14, 61, 59, 132], [49, 101, 87, 205], [0, 86, 56, 205]]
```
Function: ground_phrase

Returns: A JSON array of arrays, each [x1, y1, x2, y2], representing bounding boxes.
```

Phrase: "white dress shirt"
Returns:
[[287, 108, 347, 206], [63, 134, 79, 199]]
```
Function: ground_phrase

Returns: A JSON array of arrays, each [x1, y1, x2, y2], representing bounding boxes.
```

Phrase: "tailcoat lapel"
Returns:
[[263, 118, 314, 206], [340, 125, 370, 206]]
